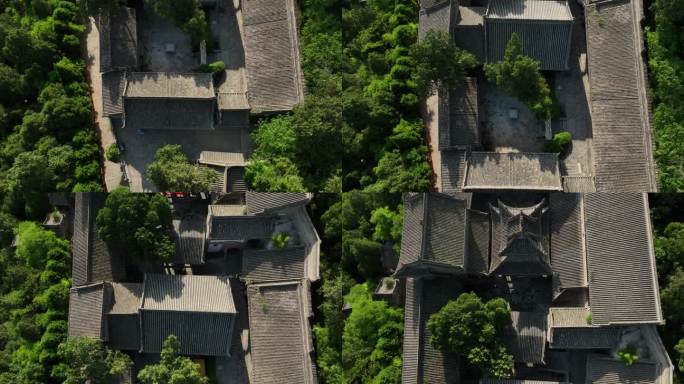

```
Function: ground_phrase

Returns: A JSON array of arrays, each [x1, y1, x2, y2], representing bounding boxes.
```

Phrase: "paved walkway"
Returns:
[[424, 92, 441, 191], [84, 13, 123, 191]]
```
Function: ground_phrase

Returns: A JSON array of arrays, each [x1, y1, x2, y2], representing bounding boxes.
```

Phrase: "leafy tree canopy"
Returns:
[[96, 188, 175, 262], [340, 283, 403, 384], [137, 335, 209, 384], [484, 33, 554, 119], [146, 144, 216, 193], [54, 337, 133, 384], [410, 30, 477, 98], [428, 292, 514, 379]]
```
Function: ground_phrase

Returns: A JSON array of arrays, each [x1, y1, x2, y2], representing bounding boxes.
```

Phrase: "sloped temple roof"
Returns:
[[398, 192, 668, 383], [397, 193, 468, 276], [247, 281, 317, 384], [68, 274, 238, 357], [463, 152, 563, 191]]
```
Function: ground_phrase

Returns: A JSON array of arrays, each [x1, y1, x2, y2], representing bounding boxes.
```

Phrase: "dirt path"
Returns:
[[84, 13, 123, 192]]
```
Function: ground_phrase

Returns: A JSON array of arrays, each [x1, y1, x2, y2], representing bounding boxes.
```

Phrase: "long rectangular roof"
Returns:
[[208, 215, 276, 241], [141, 274, 236, 313], [140, 274, 236, 356], [72, 193, 124, 287], [586, 355, 658, 384], [585, 0, 657, 191], [125, 72, 215, 99], [503, 311, 547, 364], [242, 246, 308, 282], [246, 192, 311, 214], [68, 283, 107, 340], [486, 0, 573, 20], [418, 0, 453, 41], [463, 152, 562, 191], [402, 277, 461, 384], [441, 149, 468, 193], [549, 193, 587, 289], [247, 281, 317, 384], [583, 193, 662, 325], [242, 0, 304, 112], [438, 79, 480, 149]]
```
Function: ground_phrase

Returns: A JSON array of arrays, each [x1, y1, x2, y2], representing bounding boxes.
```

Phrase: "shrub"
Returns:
[[272, 232, 290, 249], [618, 345, 639, 365], [198, 60, 225, 74], [545, 131, 572, 153], [586, 313, 592, 325], [105, 143, 120, 162]]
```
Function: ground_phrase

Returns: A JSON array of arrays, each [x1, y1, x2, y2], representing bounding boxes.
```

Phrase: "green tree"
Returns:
[[1, 151, 54, 219], [54, 337, 132, 384], [410, 30, 477, 97], [138, 335, 209, 384], [146, 145, 216, 193], [485, 33, 554, 119], [15, 221, 69, 269], [245, 157, 306, 192], [96, 188, 175, 261], [428, 292, 514, 379], [341, 283, 403, 383]]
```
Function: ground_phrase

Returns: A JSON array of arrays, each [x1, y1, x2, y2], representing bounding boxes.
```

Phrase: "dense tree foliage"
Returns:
[[137, 335, 209, 384], [54, 337, 132, 384], [650, 194, 684, 382], [147, 144, 216, 193], [96, 188, 175, 262], [0, 0, 102, 215], [0, 222, 70, 383], [410, 30, 477, 98], [645, 0, 684, 191], [342, 283, 403, 383], [485, 33, 554, 119], [428, 292, 514, 379]]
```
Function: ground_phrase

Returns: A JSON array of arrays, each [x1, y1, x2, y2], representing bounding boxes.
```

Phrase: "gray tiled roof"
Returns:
[[481, 380, 565, 384], [547, 308, 621, 349], [124, 98, 215, 130], [549, 326, 621, 349], [208, 215, 277, 241], [247, 281, 317, 384], [583, 193, 661, 325], [441, 149, 468, 193], [102, 70, 126, 116], [586, 356, 658, 384], [485, 0, 573, 71], [486, 0, 573, 20], [242, 246, 307, 282], [438, 78, 479, 149], [242, 0, 304, 113], [454, 20, 485, 63], [109, 283, 142, 314], [549, 193, 587, 289], [125, 72, 215, 99], [246, 192, 311, 214], [397, 193, 468, 276], [68, 283, 107, 340], [72, 193, 123, 287], [463, 152, 563, 191], [585, 0, 656, 191], [107, 283, 142, 350], [140, 274, 236, 356], [402, 277, 461, 384], [418, 0, 453, 41], [466, 209, 490, 274], [98, 7, 138, 71], [489, 200, 552, 276], [198, 151, 245, 167], [503, 311, 547, 364], [172, 212, 206, 265]]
